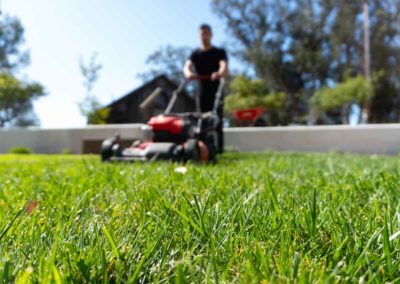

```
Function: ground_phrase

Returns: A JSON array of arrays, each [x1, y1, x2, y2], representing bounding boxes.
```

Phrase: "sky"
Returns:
[[3, 0, 229, 128]]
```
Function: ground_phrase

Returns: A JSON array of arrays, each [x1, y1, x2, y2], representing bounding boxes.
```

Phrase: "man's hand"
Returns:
[[211, 72, 222, 81], [211, 60, 228, 80], [186, 72, 197, 80], [184, 60, 197, 80]]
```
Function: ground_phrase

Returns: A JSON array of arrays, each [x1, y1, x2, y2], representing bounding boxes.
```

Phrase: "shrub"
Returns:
[[9, 146, 32, 154], [311, 76, 375, 111], [225, 76, 286, 113], [61, 148, 72, 155]]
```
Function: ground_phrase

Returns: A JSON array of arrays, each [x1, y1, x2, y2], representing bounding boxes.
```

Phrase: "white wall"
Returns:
[[0, 124, 143, 154], [225, 124, 400, 154], [1, 124, 400, 155]]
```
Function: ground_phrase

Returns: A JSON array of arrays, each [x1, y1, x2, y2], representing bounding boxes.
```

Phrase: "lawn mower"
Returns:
[[100, 76, 225, 163]]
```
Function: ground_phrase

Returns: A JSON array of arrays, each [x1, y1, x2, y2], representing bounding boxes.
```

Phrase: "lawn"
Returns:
[[0, 152, 400, 283]]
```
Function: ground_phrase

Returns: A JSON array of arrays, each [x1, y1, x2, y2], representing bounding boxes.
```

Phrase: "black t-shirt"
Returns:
[[189, 46, 228, 76], [189, 47, 228, 111]]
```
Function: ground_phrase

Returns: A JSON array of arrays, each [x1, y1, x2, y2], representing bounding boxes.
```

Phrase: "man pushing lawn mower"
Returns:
[[100, 24, 228, 163], [184, 23, 228, 154]]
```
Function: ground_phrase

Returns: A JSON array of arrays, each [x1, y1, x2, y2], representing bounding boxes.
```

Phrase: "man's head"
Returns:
[[199, 24, 212, 48]]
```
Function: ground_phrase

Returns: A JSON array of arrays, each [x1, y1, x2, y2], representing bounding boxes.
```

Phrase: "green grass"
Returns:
[[1, 152, 400, 283]]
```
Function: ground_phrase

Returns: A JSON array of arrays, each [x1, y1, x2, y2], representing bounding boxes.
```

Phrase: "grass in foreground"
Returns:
[[1, 152, 400, 283]]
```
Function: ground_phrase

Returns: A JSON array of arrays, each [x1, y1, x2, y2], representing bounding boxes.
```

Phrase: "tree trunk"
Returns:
[[341, 103, 350, 124]]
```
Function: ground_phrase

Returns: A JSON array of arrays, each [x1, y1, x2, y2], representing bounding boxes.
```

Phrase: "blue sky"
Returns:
[[4, 0, 229, 128]]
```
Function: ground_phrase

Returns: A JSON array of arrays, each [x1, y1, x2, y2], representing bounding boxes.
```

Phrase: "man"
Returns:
[[183, 24, 228, 153]]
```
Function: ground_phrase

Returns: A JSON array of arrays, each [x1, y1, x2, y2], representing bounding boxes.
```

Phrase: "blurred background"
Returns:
[[0, 0, 399, 128]]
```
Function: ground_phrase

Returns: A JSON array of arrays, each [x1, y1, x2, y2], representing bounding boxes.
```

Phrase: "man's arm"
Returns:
[[211, 60, 228, 80], [183, 60, 195, 79]]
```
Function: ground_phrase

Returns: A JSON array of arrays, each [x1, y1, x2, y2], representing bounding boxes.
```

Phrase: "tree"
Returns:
[[0, 15, 30, 71], [0, 15, 45, 127], [211, 0, 325, 123], [310, 76, 374, 124], [78, 53, 109, 124], [137, 45, 191, 84], [211, 1, 304, 91], [0, 72, 45, 127], [364, 0, 400, 122], [211, 0, 400, 124]]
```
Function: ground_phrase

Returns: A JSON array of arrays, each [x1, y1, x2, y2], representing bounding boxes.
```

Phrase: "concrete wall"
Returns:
[[225, 124, 400, 155], [0, 124, 143, 154], [1, 124, 400, 155]]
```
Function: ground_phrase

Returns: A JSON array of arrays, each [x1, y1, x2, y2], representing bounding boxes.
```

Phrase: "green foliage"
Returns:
[[225, 76, 286, 112], [8, 146, 32, 154], [311, 76, 374, 111], [61, 148, 71, 155], [0, 153, 400, 281], [0, 15, 45, 127], [88, 107, 110, 125], [0, 15, 30, 71], [0, 72, 45, 127], [79, 53, 102, 94], [79, 96, 110, 125], [211, 0, 400, 123], [79, 53, 108, 124]]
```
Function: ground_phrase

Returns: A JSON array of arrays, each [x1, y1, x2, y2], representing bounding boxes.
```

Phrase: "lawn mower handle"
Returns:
[[187, 75, 212, 81], [139, 87, 162, 110], [139, 76, 224, 114], [165, 76, 225, 114]]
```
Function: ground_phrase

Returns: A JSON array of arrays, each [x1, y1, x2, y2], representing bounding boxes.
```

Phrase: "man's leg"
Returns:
[[200, 83, 223, 153], [217, 104, 224, 153]]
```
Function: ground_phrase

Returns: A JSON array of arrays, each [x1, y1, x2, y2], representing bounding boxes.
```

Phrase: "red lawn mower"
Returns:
[[101, 76, 224, 163]]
